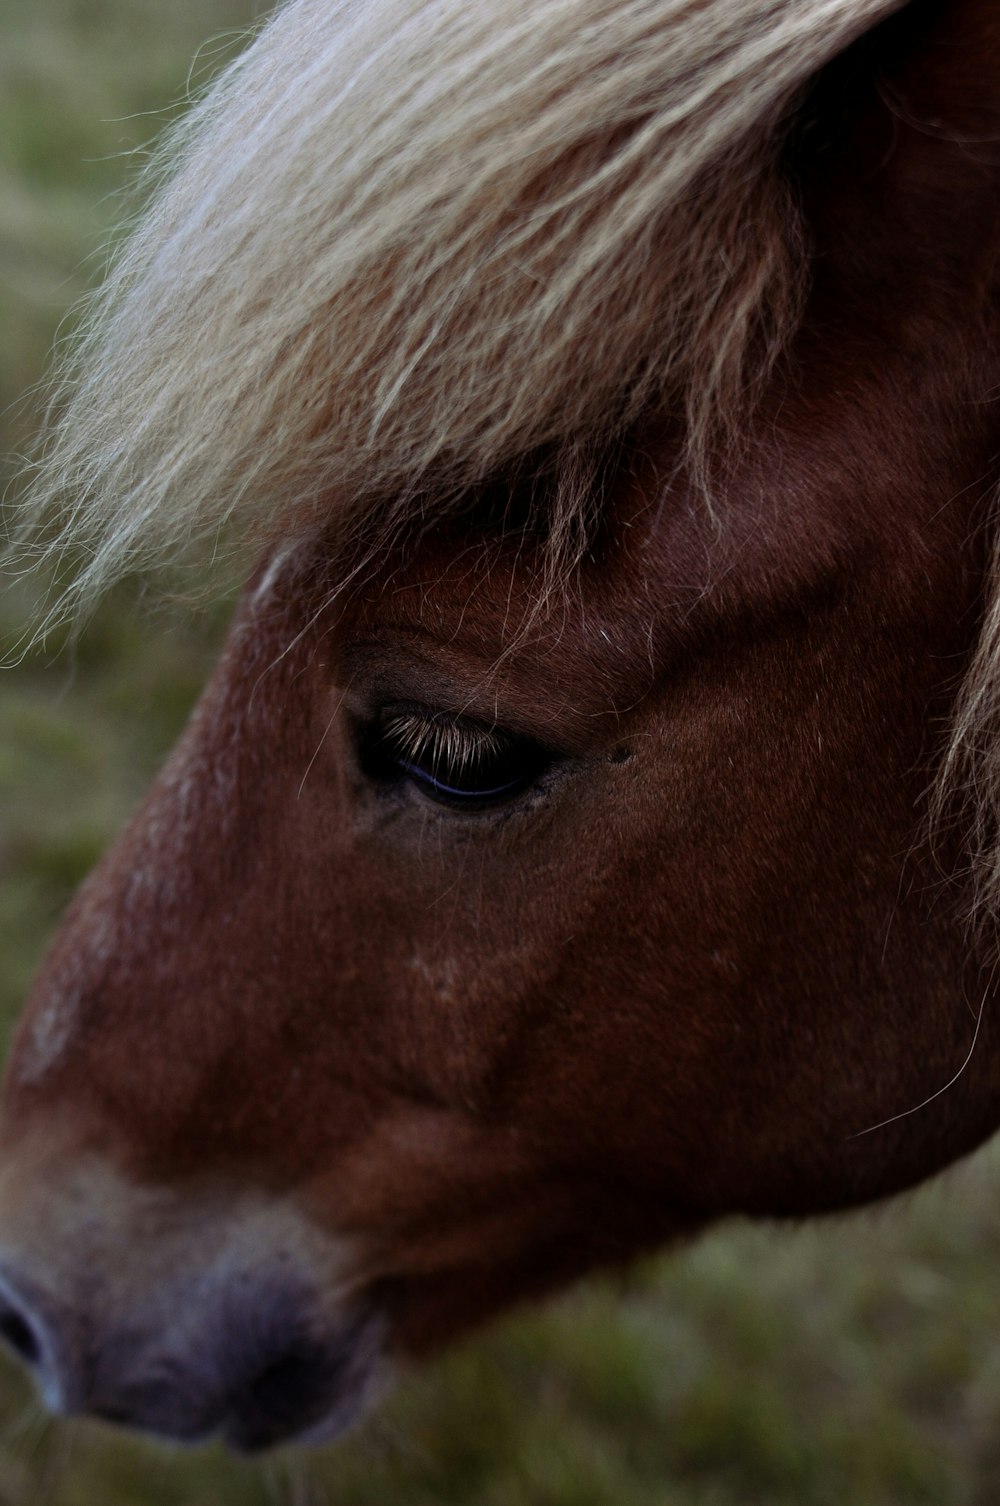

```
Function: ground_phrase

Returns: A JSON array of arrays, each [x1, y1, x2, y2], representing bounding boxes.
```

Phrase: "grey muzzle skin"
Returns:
[[0, 1162, 385, 1451]]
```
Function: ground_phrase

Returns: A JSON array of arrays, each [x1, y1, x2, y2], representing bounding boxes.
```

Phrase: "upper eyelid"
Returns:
[[341, 644, 573, 746], [379, 707, 509, 765]]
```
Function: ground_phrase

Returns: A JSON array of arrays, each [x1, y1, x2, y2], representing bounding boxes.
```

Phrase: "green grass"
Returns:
[[1, 0, 254, 439], [4, 2, 1000, 1502]]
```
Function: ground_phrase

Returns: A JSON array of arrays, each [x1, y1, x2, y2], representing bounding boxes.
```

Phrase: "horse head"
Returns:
[[3, 0, 1000, 1452]]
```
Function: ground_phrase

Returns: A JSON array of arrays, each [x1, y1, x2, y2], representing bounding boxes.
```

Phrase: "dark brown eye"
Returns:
[[362, 705, 549, 808]]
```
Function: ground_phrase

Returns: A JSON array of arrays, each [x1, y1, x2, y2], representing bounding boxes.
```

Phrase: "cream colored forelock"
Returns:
[[13, 0, 908, 616]]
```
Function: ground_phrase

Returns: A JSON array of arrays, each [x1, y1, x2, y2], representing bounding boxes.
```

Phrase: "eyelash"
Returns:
[[362, 705, 549, 809]]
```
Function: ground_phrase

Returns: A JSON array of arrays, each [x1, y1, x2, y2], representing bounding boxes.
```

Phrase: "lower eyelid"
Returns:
[[397, 759, 526, 802]]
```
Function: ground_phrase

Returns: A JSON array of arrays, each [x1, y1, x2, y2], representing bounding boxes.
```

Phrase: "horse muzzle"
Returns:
[[0, 1153, 385, 1451]]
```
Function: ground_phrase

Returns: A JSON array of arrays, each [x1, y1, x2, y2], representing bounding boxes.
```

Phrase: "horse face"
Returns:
[[6, 0, 1000, 1445], [2, 363, 999, 1447]]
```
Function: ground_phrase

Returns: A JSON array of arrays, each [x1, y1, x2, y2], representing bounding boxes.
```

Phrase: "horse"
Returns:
[[2, 0, 1000, 1456]]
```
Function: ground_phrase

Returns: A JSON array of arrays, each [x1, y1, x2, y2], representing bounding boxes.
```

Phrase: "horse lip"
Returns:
[[215, 1306, 387, 1454]]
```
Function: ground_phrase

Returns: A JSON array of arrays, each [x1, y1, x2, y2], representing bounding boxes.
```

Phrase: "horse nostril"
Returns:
[[0, 1273, 79, 1412], [0, 1301, 42, 1367]]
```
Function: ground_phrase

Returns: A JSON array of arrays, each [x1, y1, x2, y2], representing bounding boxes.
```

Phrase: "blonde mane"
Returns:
[[13, 0, 908, 612]]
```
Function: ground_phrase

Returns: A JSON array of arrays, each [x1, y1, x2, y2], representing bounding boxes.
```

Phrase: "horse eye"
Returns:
[[362, 705, 548, 808]]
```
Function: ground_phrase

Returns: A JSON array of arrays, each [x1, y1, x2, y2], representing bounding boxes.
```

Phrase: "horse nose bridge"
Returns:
[[6, 727, 257, 1100]]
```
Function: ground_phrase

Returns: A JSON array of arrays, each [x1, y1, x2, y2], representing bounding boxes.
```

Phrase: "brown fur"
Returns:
[[2, 0, 1000, 1453]]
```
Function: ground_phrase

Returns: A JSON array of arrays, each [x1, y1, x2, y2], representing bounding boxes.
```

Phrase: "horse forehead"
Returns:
[[338, 557, 661, 721]]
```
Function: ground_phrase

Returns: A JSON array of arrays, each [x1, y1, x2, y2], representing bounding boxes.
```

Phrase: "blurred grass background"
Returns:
[[3, 2, 1000, 1502]]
